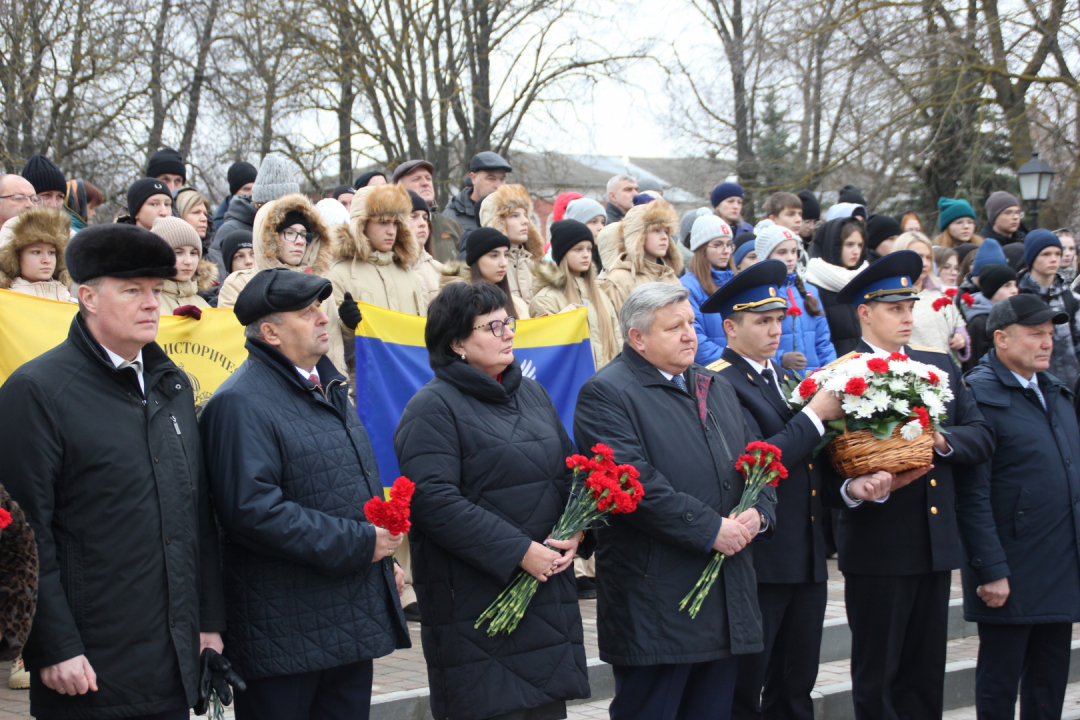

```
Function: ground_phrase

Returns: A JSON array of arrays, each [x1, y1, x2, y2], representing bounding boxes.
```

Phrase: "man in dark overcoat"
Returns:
[[0, 225, 226, 719], [827, 252, 993, 720], [956, 294, 1080, 719], [702, 260, 843, 720], [574, 282, 777, 720]]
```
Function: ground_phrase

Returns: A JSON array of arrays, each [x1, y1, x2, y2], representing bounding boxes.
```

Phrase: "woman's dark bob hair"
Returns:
[[426, 281, 511, 368]]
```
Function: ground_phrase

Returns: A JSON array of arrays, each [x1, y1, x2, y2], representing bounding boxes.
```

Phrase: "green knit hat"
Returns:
[[937, 197, 976, 231]]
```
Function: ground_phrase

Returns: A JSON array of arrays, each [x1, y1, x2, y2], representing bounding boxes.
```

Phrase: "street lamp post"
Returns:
[[1016, 152, 1055, 229]]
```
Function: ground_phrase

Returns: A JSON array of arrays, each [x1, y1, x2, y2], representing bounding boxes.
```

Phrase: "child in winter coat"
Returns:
[[680, 215, 734, 365], [530, 219, 622, 370], [405, 190, 444, 306], [150, 216, 217, 314], [755, 224, 835, 373], [440, 228, 531, 320], [0, 208, 76, 303], [478, 184, 544, 303], [600, 199, 683, 313]]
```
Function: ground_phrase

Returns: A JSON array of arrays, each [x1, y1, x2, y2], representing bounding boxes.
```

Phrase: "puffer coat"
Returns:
[[199, 340, 410, 680], [394, 360, 589, 720]]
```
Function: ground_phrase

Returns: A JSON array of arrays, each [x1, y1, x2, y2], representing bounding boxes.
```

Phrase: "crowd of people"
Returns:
[[0, 146, 1078, 720]]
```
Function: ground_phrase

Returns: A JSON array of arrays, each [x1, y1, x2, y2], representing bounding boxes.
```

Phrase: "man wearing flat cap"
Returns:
[[443, 151, 512, 242], [393, 159, 462, 263], [0, 224, 227, 719], [827, 252, 992, 720], [955, 294, 1080, 720], [199, 267, 410, 720], [701, 260, 843, 720]]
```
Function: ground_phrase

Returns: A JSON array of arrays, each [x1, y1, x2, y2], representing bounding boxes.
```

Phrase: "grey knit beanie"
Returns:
[[755, 224, 799, 262], [564, 197, 606, 226], [251, 155, 300, 205], [689, 215, 732, 253], [984, 191, 1020, 226]]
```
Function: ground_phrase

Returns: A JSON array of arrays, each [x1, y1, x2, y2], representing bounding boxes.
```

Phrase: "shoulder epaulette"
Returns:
[[707, 359, 731, 372], [909, 344, 946, 354], [822, 351, 857, 370]]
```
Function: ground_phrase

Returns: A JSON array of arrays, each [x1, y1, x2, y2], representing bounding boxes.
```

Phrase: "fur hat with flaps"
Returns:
[[619, 198, 683, 275], [478, 184, 543, 261], [0, 207, 73, 288], [333, 184, 418, 268], [251, 194, 333, 275]]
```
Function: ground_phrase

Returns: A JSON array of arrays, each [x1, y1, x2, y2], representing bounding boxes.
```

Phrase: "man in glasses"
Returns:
[[0, 174, 41, 226]]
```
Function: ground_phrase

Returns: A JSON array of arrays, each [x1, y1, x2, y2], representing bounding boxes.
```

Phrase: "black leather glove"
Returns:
[[339, 292, 362, 331], [194, 648, 247, 714]]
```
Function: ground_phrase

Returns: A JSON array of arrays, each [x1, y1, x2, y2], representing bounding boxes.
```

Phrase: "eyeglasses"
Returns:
[[474, 316, 516, 337], [0, 194, 42, 205], [281, 229, 312, 244]]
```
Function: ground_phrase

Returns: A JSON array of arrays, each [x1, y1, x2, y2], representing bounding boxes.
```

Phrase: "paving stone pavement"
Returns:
[[0, 560, 1049, 719]]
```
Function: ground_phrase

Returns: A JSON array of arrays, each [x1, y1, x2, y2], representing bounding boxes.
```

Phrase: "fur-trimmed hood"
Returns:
[[532, 258, 570, 293], [439, 259, 471, 281], [479, 184, 543, 261], [0, 207, 72, 289], [251, 194, 333, 275], [334, 184, 418, 268], [620, 199, 683, 275], [185, 259, 218, 292]]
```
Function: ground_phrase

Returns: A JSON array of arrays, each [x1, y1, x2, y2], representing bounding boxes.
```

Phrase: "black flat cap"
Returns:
[[66, 224, 177, 284], [233, 268, 333, 326], [470, 151, 512, 173], [986, 294, 1069, 335]]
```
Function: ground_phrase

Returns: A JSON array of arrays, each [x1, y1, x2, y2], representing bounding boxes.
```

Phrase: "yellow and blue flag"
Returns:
[[355, 303, 595, 486]]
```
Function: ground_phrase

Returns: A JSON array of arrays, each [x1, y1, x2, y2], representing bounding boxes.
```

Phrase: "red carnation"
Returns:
[[798, 378, 818, 399], [867, 357, 889, 373], [944, 287, 958, 298], [746, 441, 782, 460], [364, 476, 415, 536], [961, 293, 975, 307], [786, 287, 803, 317], [888, 352, 909, 361], [927, 371, 940, 386], [844, 377, 868, 396], [911, 406, 931, 430], [592, 444, 616, 462], [566, 454, 589, 470], [0, 508, 11, 529], [391, 477, 415, 502], [932, 297, 950, 312]]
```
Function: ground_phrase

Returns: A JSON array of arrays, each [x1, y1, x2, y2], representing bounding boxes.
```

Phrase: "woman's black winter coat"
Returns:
[[394, 360, 589, 720]]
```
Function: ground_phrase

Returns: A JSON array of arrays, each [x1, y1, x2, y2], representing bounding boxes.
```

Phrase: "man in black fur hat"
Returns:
[[0, 224, 227, 720]]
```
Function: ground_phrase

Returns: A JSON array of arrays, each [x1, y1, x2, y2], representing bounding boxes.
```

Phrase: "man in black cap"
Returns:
[[956, 294, 1080, 720], [797, 190, 820, 249], [21, 155, 67, 210], [864, 214, 902, 261], [200, 268, 410, 720], [393, 159, 462, 262], [214, 161, 258, 227], [443, 151, 512, 240], [701, 260, 843, 720], [0, 225, 226, 720], [330, 184, 355, 209], [829, 251, 993, 720], [146, 146, 186, 193]]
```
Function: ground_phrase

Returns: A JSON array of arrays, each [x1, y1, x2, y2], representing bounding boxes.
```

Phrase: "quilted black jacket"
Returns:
[[394, 360, 590, 720], [199, 340, 409, 680]]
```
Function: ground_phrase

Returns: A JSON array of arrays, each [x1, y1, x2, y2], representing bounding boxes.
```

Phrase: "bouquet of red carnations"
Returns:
[[364, 476, 415, 535], [680, 441, 787, 619], [476, 444, 644, 636]]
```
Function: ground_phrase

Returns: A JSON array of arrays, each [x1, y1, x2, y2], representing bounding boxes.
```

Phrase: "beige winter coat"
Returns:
[[478, 184, 543, 303], [157, 259, 216, 315], [216, 194, 345, 374], [529, 262, 623, 370], [411, 251, 444, 306], [0, 208, 73, 292], [440, 260, 531, 319], [599, 200, 683, 312]]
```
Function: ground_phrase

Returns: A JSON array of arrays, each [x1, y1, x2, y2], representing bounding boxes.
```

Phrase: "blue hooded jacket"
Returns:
[[772, 272, 836, 374], [682, 267, 734, 365]]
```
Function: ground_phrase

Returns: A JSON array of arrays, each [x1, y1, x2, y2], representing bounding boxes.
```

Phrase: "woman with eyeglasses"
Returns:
[[394, 280, 589, 720], [441, 227, 531, 319], [217, 194, 346, 372]]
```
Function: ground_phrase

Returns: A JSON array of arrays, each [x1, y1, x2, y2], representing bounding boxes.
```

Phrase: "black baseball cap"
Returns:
[[986, 294, 1069, 335]]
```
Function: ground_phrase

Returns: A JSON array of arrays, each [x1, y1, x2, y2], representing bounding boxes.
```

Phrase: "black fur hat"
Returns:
[[65, 224, 177, 284]]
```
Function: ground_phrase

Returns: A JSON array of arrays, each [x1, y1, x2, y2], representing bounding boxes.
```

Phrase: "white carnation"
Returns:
[[900, 419, 923, 441]]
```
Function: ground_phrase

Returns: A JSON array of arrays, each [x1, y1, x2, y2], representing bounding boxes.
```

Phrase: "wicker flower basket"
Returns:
[[826, 423, 934, 477]]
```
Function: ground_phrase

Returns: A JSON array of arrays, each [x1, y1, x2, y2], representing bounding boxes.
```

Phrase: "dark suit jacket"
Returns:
[[825, 340, 993, 576], [715, 348, 829, 584]]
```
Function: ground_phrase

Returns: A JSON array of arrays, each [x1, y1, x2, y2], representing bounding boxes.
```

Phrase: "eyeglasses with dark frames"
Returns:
[[474, 316, 516, 337]]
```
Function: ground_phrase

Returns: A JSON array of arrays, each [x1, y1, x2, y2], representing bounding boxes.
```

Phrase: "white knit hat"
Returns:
[[689, 215, 732, 252], [315, 197, 349, 227], [754, 224, 799, 262], [251, 155, 300, 205]]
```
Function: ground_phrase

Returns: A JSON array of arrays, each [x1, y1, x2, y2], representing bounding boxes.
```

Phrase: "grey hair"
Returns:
[[620, 283, 690, 335], [243, 312, 285, 340], [606, 174, 637, 195]]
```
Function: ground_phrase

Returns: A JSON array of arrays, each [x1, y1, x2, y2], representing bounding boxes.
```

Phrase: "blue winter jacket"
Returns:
[[683, 268, 734, 365], [772, 273, 836, 374]]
